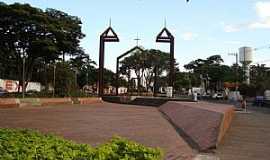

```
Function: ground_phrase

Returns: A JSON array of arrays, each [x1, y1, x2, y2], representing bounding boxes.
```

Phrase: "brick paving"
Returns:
[[216, 108, 270, 160], [0, 102, 195, 160], [159, 102, 234, 151]]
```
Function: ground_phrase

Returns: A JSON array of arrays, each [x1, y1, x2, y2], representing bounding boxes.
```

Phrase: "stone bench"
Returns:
[[40, 98, 73, 106], [77, 97, 102, 105], [19, 98, 41, 107]]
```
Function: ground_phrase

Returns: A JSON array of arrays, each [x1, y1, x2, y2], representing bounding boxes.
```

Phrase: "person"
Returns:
[[241, 96, 247, 112], [193, 91, 198, 102]]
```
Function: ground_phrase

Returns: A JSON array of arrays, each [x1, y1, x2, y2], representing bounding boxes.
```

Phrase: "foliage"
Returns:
[[52, 62, 76, 97], [94, 137, 163, 160], [184, 55, 236, 91], [119, 49, 176, 93], [0, 128, 163, 160], [69, 54, 96, 88], [174, 71, 190, 90], [250, 64, 270, 94], [0, 2, 85, 92], [238, 83, 257, 97], [234, 65, 270, 97]]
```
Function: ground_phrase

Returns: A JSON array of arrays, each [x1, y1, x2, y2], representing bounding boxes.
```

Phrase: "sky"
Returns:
[[3, 0, 270, 71]]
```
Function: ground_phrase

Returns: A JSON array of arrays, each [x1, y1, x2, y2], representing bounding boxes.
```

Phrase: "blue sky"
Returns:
[[4, 0, 270, 70]]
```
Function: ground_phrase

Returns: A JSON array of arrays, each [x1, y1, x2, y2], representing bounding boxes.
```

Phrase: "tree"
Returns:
[[120, 49, 146, 93], [174, 71, 190, 91], [250, 64, 270, 95], [119, 49, 174, 94], [69, 53, 96, 88], [51, 62, 76, 97], [0, 3, 85, 92], [45, 8, 85, 61], [184, 55, 235, 92], [144, 49, 171, 93]]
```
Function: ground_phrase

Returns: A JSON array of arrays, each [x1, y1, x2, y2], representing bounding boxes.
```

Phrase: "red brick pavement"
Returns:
[[159, 101, 234, 151], [0, 102, 195, 160]]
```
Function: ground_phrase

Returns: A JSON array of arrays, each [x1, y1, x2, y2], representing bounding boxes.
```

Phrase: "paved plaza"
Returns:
[[1, 102, 270, 160], [0, 102, 195, 160], [216, 107, 270, 160]]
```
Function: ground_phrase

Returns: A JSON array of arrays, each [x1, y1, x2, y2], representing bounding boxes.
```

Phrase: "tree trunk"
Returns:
[[62, 53, 65, 62]]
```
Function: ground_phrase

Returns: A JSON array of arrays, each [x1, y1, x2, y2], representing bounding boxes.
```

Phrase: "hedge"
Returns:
[[0, 129, 163, 160]]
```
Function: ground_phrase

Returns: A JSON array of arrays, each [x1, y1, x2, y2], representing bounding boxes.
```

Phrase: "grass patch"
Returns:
[[0, 128, 163, 160]]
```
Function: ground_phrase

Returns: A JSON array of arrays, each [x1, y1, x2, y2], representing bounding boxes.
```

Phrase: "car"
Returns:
[[212, 93, 217, 99], [202, 93, 211, 99], [216, 93, 224, 99]]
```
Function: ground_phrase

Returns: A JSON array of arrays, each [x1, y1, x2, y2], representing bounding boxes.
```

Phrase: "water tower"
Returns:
[[239, 47, 253, 85]]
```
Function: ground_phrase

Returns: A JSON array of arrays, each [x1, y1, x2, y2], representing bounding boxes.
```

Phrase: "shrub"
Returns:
[[0, 129, 163, 160]]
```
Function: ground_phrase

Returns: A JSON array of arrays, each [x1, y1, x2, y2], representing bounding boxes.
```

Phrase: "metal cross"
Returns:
[[134, 33, 141, 46]]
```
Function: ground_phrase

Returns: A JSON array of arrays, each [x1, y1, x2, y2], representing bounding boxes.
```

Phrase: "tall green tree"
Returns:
[[184, 55, 235, 91], [0, 3, 85, 92], [119, 49, 177, 93]]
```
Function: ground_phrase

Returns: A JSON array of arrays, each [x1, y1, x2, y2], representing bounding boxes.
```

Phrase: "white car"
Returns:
[[212, 93, 223, 99], [216, 93, 224, 99]]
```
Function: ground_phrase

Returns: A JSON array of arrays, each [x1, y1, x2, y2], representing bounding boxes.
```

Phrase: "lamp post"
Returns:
[[86, 72, 89, 86], [53, 64, 56, 97], [22, 56, 25, 98]]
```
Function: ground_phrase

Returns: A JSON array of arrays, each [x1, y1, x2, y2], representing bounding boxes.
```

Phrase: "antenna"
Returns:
[[164, 18, 167, 28], [109, 18, 112, 27]]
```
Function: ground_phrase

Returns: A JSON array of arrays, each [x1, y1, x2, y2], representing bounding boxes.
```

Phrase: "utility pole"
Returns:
[[228, 53, 239, 91]]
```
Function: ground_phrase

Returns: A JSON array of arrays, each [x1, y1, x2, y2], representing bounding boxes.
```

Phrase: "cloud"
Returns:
[[223, 1, 270, 32], [248, 19, 270, 29], [224, 25, 241, 32], [181, 32, 198, 41], [224, 40, 243, 45], [248, 1, 270, 29], [256, 1, 270, 19]]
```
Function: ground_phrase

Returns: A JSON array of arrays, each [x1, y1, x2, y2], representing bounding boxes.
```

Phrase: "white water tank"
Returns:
[[239, 47, 253, 85], [239, 47, 253, 64]]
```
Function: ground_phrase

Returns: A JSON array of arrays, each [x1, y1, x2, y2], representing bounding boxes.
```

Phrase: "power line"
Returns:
[[254, 44, 270, 51]]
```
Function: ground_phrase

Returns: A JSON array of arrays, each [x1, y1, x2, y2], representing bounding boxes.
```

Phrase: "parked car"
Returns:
[[216, 93, 224, 99], [212, 92, 224, 99], [202, 93, 211, 99], [212, 93, 217, 99]]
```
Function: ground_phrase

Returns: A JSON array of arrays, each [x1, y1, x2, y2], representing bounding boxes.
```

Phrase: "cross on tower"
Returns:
[[134, 33, 141, 46]]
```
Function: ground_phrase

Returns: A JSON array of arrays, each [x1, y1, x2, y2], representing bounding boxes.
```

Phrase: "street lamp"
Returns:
[[53, 64, 56, 97], [21, 53, 26, 99], [22, 56, 25, 98]]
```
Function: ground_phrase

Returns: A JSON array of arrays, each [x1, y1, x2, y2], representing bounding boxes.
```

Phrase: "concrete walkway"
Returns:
[[216, 107, 270, 160], [0, 102, 194, 160]]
